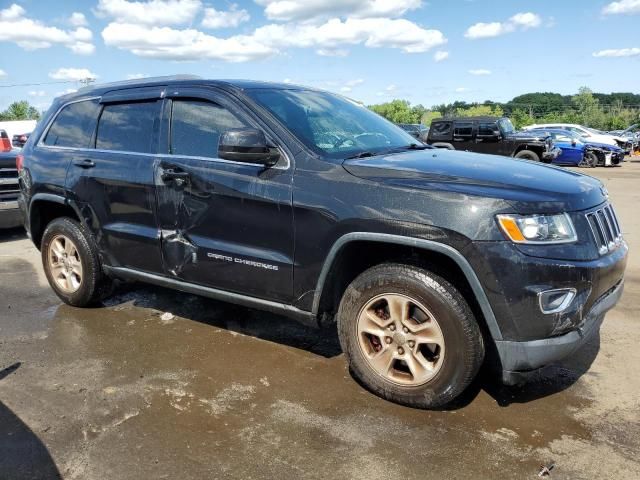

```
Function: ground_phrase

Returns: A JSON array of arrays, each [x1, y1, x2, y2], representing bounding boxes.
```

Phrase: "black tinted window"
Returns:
[[96, 101, 160, 153], [431, 122, 452, 137], [478, 122, 498, 136], [43, 99, 100, 148], [170, 99, 246, 158], [453, 122, 474, 137]]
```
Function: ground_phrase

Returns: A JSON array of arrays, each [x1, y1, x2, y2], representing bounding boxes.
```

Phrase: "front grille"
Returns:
[[0, 168, 19, 196], [0, 168, 18, 180], [586, 204, 623, 255]]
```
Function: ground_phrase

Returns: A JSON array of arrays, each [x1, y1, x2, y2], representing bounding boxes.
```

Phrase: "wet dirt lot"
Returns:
[[1, 161, 639, 480]]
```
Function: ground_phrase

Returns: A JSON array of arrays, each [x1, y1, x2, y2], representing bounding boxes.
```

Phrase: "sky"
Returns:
[[0, 0, 639, 112]]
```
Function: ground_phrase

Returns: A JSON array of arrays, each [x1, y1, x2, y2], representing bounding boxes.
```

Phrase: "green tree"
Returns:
[[421, 110, 442, 126], [0, 100, 40, 121], [454, 104, 504, 117], [369, 99, 422, 123]]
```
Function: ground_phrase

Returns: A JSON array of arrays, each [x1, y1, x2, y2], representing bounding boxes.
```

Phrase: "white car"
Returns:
[[522, 123, 618, 146]]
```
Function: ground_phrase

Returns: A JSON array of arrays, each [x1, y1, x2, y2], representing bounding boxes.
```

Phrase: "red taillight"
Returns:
[[0, 137, 11, 152], [16, 154, 24, 172]]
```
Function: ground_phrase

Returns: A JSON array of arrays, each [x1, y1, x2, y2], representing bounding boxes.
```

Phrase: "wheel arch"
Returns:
[[312, 233, 503, 341], [29, 194, 83, 249]]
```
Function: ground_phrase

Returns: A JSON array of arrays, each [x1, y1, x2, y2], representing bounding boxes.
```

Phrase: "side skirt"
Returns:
[[103, 266, 317, 326]]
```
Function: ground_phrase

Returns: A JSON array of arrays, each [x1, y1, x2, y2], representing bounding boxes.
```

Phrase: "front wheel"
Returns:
[[337, 264, 484, 409], [579, 152, 598, 168], [514, 149, 540, 162]]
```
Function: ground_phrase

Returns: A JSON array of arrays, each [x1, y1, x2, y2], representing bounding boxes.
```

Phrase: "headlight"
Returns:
[[496, 213, 577, 244]]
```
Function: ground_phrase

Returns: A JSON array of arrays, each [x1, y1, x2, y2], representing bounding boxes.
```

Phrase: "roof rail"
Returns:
[[77, 74, 202, 92]]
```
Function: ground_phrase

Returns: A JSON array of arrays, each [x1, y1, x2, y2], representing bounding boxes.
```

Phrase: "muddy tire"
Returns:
[[514, 150, 540, 162], [41, 217, 112, 307], [337, 263, 484, 409]]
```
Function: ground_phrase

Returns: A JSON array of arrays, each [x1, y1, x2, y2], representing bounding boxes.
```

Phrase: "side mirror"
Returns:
[[218, 128, 280, 166], [571, 140, 577, 147]]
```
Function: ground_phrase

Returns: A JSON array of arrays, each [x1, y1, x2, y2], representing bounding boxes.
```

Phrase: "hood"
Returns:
[[508, 131, 548, 142], [343, 149, 607, 213], [586, 141, 622, 152]]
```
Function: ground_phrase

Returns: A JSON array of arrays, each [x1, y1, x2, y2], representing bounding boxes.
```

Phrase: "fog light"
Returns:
[[538, 288, 576, 314]]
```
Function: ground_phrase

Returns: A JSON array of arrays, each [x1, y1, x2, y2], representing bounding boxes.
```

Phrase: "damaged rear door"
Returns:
[[155, 88, 294, 302]]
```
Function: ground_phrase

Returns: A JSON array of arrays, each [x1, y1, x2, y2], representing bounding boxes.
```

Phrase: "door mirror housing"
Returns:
[[218, 128, 280, 166]]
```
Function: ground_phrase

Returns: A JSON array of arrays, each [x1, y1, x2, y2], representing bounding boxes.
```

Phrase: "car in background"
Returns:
[[1, 129, 12, 152], [397, 123, 429, 142], [522, 123, 620, 148], [12, 132, 30, 148], [427, 116, 560, 163], [0, 120, 37, 147], [529, 128, 624, 167], [0, 147, 22, 228]]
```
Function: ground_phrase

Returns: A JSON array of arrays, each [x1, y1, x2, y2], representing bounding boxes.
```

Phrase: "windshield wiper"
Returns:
[[344, 143, 428, 160], [344, 151, 375, 160]]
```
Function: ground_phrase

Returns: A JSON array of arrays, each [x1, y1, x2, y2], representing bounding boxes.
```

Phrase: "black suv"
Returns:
[[427, 116, 561, 162], [19, 77, 627, 408]]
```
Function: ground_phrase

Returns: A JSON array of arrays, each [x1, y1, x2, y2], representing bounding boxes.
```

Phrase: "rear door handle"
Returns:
[[73, 159, 95, 168]]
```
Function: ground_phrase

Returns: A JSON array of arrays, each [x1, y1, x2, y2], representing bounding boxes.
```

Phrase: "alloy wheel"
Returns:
[[48, 234, 83, 293]]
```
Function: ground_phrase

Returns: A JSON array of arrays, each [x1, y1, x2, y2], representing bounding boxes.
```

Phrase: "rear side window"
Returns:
[[96, 101, 160, 153], [430, 121, 452, 139], [43, 99, 100, 148], [170, 99, 246, 158], [453, 122, 474, 137]]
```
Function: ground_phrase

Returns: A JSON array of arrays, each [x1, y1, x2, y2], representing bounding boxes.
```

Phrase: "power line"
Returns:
[[0, 80, 79, 89]]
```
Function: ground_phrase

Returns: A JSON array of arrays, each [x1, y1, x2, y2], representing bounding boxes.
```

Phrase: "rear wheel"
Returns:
[[41, 217, 112, 307], [337, 263, 484, 409], [514, 149, 540, 162]]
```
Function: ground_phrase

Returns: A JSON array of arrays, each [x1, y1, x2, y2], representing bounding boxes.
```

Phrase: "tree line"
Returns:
[[0, 101, 41, 121], [369, 87, 640, 131]]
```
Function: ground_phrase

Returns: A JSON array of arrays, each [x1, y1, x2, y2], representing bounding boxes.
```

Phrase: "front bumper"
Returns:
[[497, 279, 624, 384], [542, 147, 562, 161], [0, 201, 23, 229]]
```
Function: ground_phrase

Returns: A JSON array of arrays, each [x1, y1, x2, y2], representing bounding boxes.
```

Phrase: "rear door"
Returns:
[[155, 87, 294, 302], [452, 120, 475, 151], [65, 87, 165, 273]]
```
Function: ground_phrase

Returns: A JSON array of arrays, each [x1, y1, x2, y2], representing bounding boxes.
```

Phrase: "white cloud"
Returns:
[[469, 68, 491, 75], [593, 47, 640, 57], [316, 47, 349, 57], [602, 0, 640, 15], [465, 12, 541, 39], [455, 87, 469, 93], [69, 12, 88, 27], [433, 50, 449, 62], [55, 88, 78, 96], [0, 4, 95, 54], [126, 73, 147, 79], [255, 0, 423, 22], [49, 68, 98, 81], [202, 4, 249, 29], [339, 78, 364, 92], [102, 16, 446, 62], [0, 69, 6, 78], [96, 0, 203, 26], [28, 90, 46, 97]]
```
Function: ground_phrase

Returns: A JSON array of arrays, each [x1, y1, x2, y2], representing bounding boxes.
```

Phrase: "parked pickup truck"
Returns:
[[427, 116, 561, 163], [0, 149, 22, 229], [19, 77, 627, 408]]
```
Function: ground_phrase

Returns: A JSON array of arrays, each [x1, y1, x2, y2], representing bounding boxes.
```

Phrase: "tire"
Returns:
[[580, 152, 598, 168], [41, 217, 112, 307], [514, 149, 540, 162], [337, 263, 484, 409]]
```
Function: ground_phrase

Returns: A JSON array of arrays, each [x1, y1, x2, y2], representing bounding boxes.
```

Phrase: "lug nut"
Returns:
[[403, 327, 409, 333], [397, 347, 405, 355], [385, 337, 392, 344], [408, 340, 415, 348], [389, 324, 396, 331]]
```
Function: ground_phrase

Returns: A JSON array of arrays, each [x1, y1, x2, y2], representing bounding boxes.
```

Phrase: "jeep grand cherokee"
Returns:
[[18, 77, 627, 408]]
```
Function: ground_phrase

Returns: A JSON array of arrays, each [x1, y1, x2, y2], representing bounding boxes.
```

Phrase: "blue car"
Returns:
[[528, 129, 624, 167]]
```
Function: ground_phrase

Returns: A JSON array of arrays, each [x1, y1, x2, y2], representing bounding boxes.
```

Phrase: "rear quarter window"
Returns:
[[430, 121, 452, 140], [453, 122, 474, 137], [42, 99, 101, 148]]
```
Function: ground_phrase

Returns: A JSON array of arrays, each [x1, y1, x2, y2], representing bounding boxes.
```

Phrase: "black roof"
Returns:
[[58, 75, 318, 104], [435, 116, 505, 122]]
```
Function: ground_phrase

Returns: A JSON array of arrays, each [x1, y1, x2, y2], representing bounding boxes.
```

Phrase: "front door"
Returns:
[[155, 89, 294, 303]]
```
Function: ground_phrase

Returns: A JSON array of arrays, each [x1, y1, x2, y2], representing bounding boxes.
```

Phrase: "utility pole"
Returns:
[[78, 77, 96, 87]]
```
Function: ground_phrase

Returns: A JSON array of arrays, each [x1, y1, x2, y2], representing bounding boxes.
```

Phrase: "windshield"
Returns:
[[498, 118, 515, 134], [246, 88, 419, 159]]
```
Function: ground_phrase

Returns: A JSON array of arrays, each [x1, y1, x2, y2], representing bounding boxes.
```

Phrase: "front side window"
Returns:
[[246, 89, 417, 159], [43, 99, 101, 148], [170, 99, 246, 158], [498, 118, 515, 135], [96, 101, 160, 153]]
